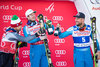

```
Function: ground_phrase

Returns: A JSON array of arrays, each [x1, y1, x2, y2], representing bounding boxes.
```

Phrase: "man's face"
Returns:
[[27, 13, 36, 21], [75, 17, 84, 26]]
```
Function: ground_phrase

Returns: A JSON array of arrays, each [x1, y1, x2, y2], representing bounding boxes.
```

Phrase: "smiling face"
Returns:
[[75, 17, 85, 27], [27, 13, 36, 21]]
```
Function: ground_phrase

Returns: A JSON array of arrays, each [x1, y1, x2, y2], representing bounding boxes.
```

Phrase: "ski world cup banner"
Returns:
[[0, 1, 77, 67]]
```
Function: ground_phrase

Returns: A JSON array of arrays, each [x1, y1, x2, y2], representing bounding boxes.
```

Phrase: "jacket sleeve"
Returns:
[[23, 26, 41, 43], [58, 26, 73, 39], [7, 32, 36, 42]]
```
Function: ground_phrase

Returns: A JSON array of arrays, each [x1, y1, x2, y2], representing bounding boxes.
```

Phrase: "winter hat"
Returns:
[[25, 9, 36, 17], [11, 15, 22, 27]]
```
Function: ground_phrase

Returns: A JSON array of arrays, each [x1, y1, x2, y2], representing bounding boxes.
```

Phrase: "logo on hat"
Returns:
[[73, 12, 85, 18], [25, 9, 36, 17], [76, 13, 80, 16], [10, 15, 22, 27]]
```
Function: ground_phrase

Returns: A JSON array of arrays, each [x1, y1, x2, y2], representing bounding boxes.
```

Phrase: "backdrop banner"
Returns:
[[0, 1, 77, 67]]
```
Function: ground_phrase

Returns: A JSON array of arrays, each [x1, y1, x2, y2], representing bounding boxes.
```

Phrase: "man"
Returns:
[[23, 9, 54, 67], [56, 12, 100, 67], [0, 15, 46, 67]]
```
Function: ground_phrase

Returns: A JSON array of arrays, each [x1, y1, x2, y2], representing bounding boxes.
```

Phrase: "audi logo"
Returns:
[[54, 38, 65, 43], [3, 27, 7, 32], [22, 50, 30, 55], [10, 43, 16, 49], [55, 50, 66, 55], [52, 16, 63, 21], [23, 62, 31, 67], [1, 41, 5, 47], [3, 15, 12, 20], [56, 61, 67, 66]]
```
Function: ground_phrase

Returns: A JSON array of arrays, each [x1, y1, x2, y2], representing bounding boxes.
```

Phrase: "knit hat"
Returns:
[[25, 9, 36, 17], [11, 15, 22, 27]]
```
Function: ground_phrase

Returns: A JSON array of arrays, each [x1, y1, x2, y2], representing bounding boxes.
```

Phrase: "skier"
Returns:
[[0, 15, 46, 67], [56, 12, 100, 67], [23, 9, 54, 67]]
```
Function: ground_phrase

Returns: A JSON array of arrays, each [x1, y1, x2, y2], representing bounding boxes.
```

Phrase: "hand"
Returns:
[[37, 30, 41, 36], [35, 31, 41, 37], [56, 23, 61, 28], [46, 20, 52, 25], [96, 51, 100, 60], [39, 35, 47, 40]]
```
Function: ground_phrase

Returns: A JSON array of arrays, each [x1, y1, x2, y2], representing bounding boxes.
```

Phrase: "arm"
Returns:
[[23, 26, 41, 43], [58, 27, 73, 39], [28, 37, 41, 43], [7, 32, 36, 42], [23, 26, 30, 37]]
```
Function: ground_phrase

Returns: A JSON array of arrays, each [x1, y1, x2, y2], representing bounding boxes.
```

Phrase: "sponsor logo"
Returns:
[[92, 7, 100, 10], [54, 38, 65, 43], [3, 27, 7, 32], [56, 61, 67, 66], [45, 2, 54, 13], [1, 41, 5, 47], [23, 62, 31, 67], [55, 50, 66, 54], [10, 43, 16, 49], [55, 50, 66, 57], [3, 15, 12, 20], [22, 50, 30, 55], [74, 31, 90, 36], [90, 0, 100, 4], [52, 16, 63, 21]]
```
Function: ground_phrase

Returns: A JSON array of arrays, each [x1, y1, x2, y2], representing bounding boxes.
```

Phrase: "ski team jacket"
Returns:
[[59, 25, 100, 50], [0, 28, 37, 54]]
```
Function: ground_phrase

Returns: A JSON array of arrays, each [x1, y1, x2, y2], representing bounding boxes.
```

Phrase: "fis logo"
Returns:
[[45, 2, 54, 13]]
